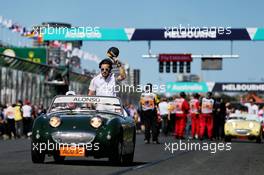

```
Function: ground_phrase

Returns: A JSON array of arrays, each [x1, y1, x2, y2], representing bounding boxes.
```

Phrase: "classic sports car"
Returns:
[[31, 95, 136, 165], [224, 113, 263, 143]]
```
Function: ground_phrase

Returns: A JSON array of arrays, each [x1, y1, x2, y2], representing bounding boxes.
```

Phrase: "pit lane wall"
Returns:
[[0, 54, 91, 108], [0, 66, 90, 108]]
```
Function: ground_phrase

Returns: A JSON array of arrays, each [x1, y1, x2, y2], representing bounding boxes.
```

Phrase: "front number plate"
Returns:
[[60, 146, 85, 157]]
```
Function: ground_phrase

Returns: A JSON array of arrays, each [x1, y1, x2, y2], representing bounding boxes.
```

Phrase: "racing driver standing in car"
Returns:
[[88, 47, 126, 97]]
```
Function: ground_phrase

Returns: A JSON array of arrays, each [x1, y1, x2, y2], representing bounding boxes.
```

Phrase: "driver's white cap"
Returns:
[[66, 91, 76, 96]]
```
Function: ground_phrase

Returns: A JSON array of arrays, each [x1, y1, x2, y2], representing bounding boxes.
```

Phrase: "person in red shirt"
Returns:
[[174, 92, 190, 139], [199, 92, 215, 140], [189, 93, 200, 139]]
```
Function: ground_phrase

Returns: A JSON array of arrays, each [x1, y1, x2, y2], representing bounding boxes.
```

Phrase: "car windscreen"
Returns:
[[229, 114, 262, 122], [245, 115, 261, 122], [49, 96, 123, 115], [228, 117, 245, 120]]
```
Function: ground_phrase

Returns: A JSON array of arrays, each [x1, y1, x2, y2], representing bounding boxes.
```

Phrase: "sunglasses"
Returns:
[[101, 68, 110, 72]]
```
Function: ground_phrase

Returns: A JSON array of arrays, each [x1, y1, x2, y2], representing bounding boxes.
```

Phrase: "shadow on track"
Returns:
[[227, 139, 262, 144], [45, 159, 147, 167]]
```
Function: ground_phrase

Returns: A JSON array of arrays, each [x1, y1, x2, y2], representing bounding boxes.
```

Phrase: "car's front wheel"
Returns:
[[31, 142, 45, 163], [109, 136, 123, 165], [224, 136, 231, 142], [122, 152, 134, 165], [122, 131, 135, 165], [53, 152, 65, 163], [256, 131, 262, 143]]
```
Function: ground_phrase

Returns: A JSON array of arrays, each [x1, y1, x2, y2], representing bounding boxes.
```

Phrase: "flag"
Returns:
[[52, 40, 61, 47], [60, 43, 67, 51], [0, 16, 3, 25], [25, 29, 35, 38], [2, 19, 8, 28], [37, 34, 43, 44], [21, 27, 27, 36], [6, 19, 12, 28], [61, 42, 72, 52], [10, 23, 21, 33], [66, 42, 72, 51]]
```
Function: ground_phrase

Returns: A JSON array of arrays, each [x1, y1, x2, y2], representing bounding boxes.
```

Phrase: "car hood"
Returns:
[[46, 111, 119, 132], [226, 119, 261, 129], [47, 111, 120, 119]]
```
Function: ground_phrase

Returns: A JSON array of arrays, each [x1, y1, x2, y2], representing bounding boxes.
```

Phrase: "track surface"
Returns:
[[0, 134, 263, 175]]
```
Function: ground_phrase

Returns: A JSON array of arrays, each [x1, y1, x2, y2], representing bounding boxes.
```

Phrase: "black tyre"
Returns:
[[256, 132, 262, 144], [122, 131, 136, 165], [224, 136, 231, 142], [31, 142, 45, 163], [122, 152, 134, 165], [109, 136, 123, 165], [53, 152, 65, 163]]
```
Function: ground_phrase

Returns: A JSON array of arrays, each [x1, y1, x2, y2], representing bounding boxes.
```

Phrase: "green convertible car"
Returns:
[[31, 95, 136, 165]]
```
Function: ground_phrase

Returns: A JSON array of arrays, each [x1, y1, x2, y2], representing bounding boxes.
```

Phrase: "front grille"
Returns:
[[235, 129, 251, 135], [52, 132, 95, 144]]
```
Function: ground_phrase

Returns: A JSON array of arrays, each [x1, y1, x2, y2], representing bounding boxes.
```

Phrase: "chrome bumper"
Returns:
[[51, 132, 95, 144]]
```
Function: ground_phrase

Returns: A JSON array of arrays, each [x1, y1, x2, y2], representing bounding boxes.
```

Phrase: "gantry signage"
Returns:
[[165, 82, 264, 93], [42, 28, 264, 41]]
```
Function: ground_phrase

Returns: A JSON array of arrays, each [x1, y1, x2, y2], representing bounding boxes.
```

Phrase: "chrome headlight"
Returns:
[[249, 122, 254, 129], [90, 116, 102, 128], [49, 116, 61, 128]]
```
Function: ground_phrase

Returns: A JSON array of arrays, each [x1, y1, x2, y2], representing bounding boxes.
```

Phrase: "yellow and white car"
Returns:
[[224, 113, 263, 143]]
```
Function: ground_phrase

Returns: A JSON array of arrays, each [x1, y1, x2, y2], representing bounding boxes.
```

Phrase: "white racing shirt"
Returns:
[[158, 101, 169, 116], [5, 106, 15, 119], [89, 73, 117, 96], [201, 98, 214, 114], [22, 105, 32, 118], [244, 103, 259, 115]]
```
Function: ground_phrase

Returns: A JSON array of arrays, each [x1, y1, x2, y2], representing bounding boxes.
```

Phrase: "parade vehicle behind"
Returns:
[[224, 113, 263, 143], [31, 95, 136, 165]]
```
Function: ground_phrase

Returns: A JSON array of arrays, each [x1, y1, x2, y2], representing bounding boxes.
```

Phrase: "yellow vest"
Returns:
[[14, 106, 23, 121]]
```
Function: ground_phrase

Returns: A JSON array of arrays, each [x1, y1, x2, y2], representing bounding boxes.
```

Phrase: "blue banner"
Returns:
[[131, 28, 251, 40], [166, 82, 209, 93], [42, 27, 264, 41], [42, 27, 129, 41]]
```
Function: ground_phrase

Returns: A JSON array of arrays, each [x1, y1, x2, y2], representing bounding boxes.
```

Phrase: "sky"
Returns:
[[1, 0, 264, 86]]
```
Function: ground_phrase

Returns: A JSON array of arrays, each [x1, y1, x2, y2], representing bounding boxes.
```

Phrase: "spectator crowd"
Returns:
[[0, 100, 46, 140]]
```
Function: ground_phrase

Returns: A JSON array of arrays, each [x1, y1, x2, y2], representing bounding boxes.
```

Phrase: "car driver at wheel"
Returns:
[[65, 91, 77, 110]]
